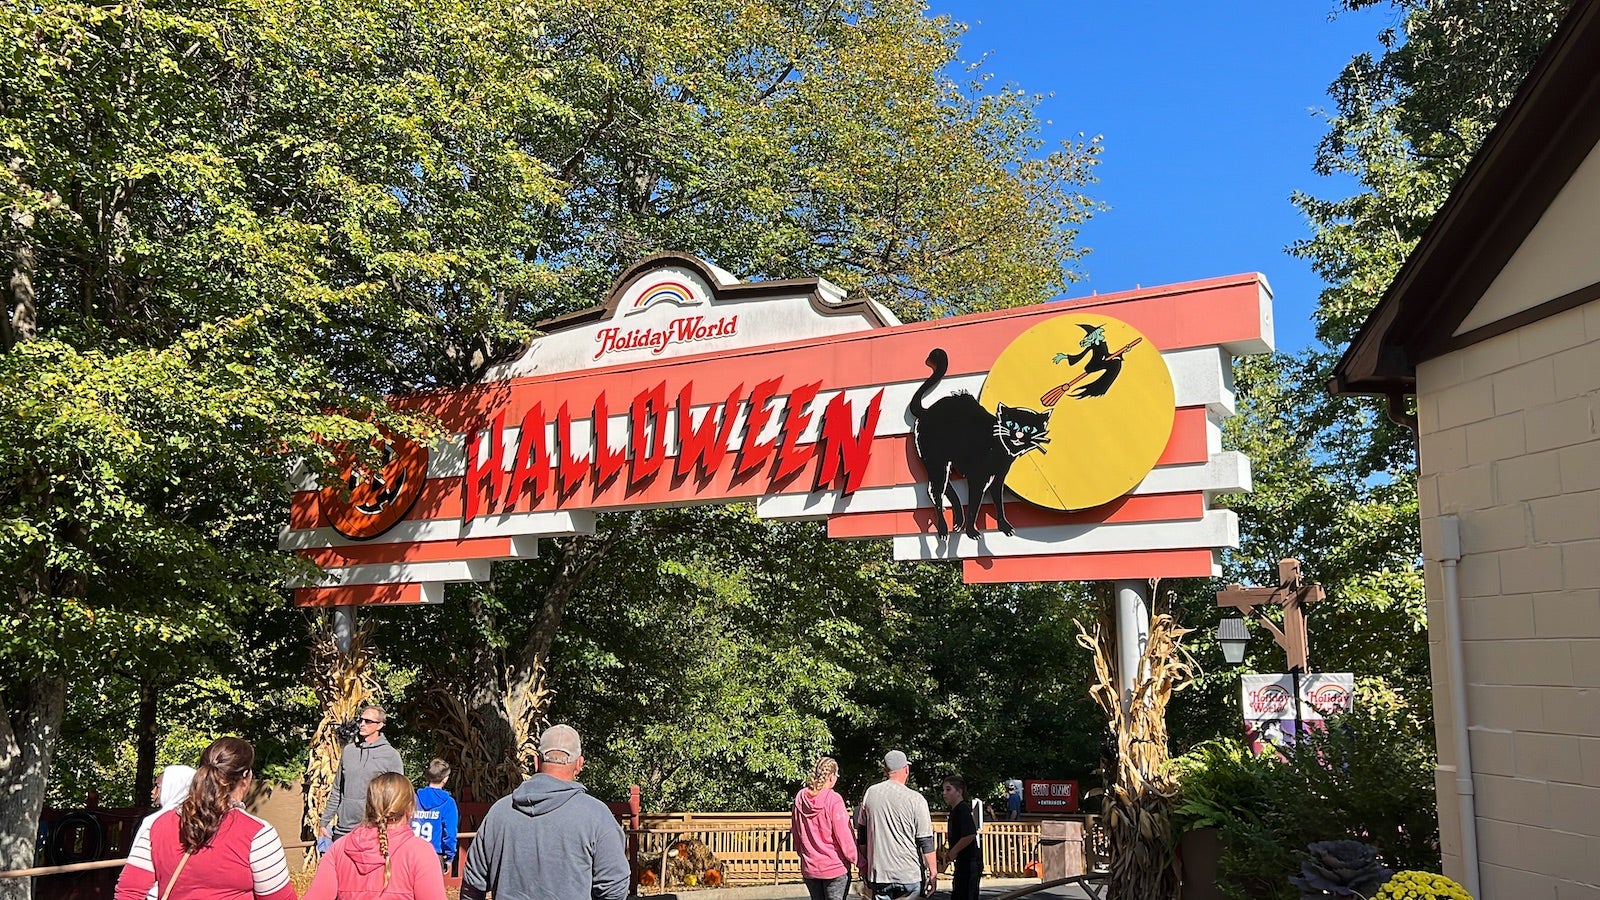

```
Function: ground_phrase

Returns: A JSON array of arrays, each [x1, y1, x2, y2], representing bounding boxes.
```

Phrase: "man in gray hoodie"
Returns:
[[318, 704, 405, 840], [461, 724, 629, 900]]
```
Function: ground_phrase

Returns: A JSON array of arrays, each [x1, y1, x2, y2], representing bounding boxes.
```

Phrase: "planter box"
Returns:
[[1179, 827, 1223, 900]]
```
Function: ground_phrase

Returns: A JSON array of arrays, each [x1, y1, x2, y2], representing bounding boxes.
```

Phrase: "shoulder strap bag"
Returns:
[[160, 851, 193, 900]]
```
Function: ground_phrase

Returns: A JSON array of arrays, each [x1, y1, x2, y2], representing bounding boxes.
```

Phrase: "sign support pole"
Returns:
[[334, 604, 355, 656], [1113, 580, 1151, 715]]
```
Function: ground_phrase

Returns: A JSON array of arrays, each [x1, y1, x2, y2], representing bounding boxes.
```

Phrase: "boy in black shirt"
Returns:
[[941, 777, 983, 900]]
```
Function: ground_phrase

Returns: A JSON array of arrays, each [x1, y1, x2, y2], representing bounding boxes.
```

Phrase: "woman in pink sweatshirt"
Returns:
[[791, 756, 858, 900], [304, 773, 445, 900]]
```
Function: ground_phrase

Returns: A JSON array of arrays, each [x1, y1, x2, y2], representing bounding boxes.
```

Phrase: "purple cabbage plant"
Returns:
[[1288, 840, 1393, 899]]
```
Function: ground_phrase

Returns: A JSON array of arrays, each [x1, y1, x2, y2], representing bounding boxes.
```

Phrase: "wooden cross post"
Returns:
[[1215, 558, 1324, 673]]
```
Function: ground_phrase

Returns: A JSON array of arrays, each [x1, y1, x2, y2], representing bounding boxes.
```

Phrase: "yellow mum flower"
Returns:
[[1374, 870, 1473, 900]]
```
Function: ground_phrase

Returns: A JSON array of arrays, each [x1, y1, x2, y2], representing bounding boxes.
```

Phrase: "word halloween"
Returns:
[[593, 314, 739, 359], [463, 378, 884, 519]]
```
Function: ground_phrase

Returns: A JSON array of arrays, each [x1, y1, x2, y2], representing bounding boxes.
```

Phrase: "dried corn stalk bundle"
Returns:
[[415, 659, 551, 800], [300, 612, 379, 864], [503, 660, 550, 782], [1076, 587, 1195, 900]]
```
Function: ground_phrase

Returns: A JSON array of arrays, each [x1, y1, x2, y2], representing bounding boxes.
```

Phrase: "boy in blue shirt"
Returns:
[[410, 758, 459, 871]]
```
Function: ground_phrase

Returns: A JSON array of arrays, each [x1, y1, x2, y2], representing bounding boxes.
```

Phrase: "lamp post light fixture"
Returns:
[[1217, 615, 1250, 665], [1215, 558, 1324, 673]]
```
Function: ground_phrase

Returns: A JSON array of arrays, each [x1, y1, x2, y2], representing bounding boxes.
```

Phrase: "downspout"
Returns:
[[1436, 515, 1480, 899]]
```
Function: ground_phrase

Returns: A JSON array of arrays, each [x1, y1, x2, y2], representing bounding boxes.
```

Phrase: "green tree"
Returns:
[[5, 0, 1100, 871], [1157, 5, 1575, 882], [373, 0, 1103, 795], [1206, 0, 1577, 738], [1296, 0, 1571, 351], [1, 0, 574, 883], [1168, 352, 1428, 754]]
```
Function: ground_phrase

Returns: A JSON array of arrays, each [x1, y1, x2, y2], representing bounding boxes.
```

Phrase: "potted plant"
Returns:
[[1170, 740, 1278, 900]]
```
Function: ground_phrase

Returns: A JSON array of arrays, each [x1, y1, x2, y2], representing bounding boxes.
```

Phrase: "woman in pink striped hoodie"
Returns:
[[791, 756, 858, 900]]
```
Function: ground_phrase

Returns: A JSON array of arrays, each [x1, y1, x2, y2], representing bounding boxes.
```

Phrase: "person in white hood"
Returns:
[[129, 765, 197, 900]]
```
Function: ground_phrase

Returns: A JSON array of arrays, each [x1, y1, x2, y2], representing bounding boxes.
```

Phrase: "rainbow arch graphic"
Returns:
[[627, 280, 698, 315], [1308, 684, 1351, 713]]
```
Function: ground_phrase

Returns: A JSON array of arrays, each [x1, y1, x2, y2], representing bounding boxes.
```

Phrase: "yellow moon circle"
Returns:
[[978, 315, 1174, 511]]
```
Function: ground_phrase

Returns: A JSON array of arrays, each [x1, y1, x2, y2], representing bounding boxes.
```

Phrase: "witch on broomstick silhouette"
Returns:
[[1040, 323, 1141, 407]]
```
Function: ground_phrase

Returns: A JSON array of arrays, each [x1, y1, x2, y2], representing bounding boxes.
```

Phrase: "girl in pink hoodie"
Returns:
[[791, 756, 858, 900], [305, 773, 445, 900]]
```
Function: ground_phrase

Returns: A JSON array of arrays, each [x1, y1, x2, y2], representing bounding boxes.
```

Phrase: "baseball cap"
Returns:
[[538, 724, 582, 763], [882, 750, 909, 771]]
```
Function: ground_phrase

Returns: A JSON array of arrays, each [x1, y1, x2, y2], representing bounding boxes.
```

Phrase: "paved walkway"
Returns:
[[641, 878, 1095, 900]]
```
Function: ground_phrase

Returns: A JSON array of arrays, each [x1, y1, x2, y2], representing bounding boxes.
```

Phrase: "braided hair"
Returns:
[[363, 772, 415, 887], [805, 756, 839, 793], [179, 738, 254, 853]]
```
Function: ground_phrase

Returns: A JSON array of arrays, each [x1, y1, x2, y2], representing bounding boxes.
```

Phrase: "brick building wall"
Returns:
[[1416, 300, 1600, 899]]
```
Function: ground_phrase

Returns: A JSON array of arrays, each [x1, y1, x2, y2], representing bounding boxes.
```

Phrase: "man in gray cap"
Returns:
[[460, 724, 630, 900], [855, 750, 936, 899]]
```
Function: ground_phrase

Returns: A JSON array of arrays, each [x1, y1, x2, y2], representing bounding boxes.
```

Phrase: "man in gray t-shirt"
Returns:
[[855, 750, 936, 900]]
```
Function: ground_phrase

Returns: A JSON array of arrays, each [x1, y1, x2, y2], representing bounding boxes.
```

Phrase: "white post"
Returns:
[[334, 604, 355, 656], [1114, 580, 1151, 715]]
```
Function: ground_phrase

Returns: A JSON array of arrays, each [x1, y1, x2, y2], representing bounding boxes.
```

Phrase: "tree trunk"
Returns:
[[0, 674, 68, 900], [4, 210, 37, 352], [1, 235, 55, 898], [440, 530, 626, 801], [133, 677, 159, 811]]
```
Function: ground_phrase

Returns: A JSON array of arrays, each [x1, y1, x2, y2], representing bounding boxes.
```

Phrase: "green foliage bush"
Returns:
[[1171, 683, 1438, 900]]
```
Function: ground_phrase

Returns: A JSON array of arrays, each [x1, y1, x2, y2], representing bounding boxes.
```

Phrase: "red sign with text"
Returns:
[[1023, 779, 1079, 814], [285, 253, 1273, 606]]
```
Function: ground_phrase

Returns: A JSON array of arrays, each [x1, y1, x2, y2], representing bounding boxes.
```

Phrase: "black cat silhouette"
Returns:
[[909, 348, 1051, 539]]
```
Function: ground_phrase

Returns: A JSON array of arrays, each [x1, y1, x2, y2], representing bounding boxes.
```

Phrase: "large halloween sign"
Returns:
[[286, 254, 1273, 606]]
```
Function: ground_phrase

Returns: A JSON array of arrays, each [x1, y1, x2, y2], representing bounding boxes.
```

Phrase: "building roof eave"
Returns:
[[1329, 1, 1600, 399]]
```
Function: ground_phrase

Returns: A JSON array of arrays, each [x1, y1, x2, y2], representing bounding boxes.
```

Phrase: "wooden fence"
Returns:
[[629, 812, 1072, 890]]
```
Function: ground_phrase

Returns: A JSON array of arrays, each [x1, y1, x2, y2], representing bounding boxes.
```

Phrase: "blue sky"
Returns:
[[925, 2, 1399, 354]]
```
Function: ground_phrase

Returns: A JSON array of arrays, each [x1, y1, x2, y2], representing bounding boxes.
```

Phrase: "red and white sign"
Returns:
[[1242, 673, 1356, 754], [285, 253, 1274, 606], [1023, 779, 1079, 814], [1242, 675, 1297, 720], [1299, 673, 1355, 721]]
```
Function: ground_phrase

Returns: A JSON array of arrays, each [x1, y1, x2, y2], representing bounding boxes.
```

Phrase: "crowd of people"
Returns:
[[114, 709, 1014, 900]]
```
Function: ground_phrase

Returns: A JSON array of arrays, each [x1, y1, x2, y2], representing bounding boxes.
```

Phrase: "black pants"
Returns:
[[951, 857, 982, 900]]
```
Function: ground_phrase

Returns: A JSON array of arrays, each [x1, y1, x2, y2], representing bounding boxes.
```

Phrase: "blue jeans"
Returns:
[[867, 882, 923, 900], [804, 874, 852, 900]]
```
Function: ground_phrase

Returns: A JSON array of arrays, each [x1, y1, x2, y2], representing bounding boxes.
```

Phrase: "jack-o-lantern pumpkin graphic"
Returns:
[[320, 436, 429, 540]]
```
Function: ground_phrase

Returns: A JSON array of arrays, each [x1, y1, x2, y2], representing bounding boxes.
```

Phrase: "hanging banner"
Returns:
[[1299, 672, 1355, 721], [286, 253, 1274, 606], [1242, 673, 1355, 753]]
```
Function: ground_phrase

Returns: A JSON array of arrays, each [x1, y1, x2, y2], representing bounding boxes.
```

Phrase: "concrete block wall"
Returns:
[[1416, 301, 1600, 899]]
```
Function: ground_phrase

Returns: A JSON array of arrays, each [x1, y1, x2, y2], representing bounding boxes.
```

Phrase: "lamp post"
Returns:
[[1214, 558, 1322, 673], [1216, 615, 1250, 665], [1216, 559, 1325, 745]]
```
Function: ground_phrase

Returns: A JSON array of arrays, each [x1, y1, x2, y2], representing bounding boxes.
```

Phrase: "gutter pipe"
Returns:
[[1437, 515, 1480, 899]]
